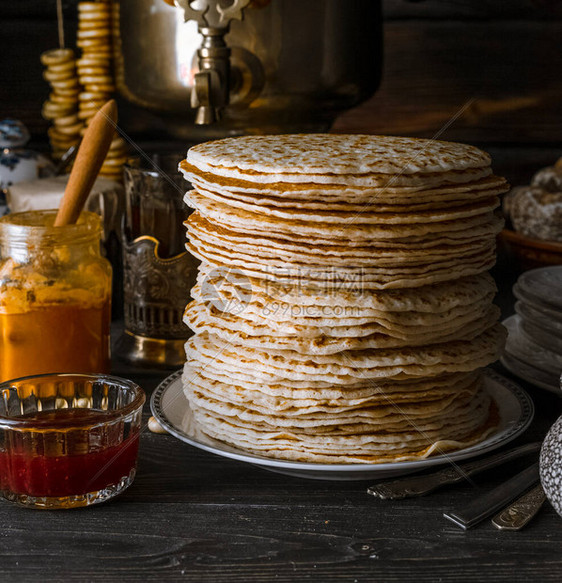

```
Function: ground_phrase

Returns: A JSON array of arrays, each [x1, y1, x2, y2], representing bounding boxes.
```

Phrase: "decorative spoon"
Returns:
[[491, 483, 546, 530]]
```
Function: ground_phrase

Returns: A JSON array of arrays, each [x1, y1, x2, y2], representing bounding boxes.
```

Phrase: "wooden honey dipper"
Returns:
[[55, 99, 118, 226]]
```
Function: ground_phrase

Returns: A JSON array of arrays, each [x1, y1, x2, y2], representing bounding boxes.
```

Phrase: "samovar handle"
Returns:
[[173, 0, 252, 125]]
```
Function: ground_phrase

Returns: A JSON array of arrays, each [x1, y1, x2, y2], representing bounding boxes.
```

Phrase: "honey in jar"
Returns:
[[0, 210, 112, 382]]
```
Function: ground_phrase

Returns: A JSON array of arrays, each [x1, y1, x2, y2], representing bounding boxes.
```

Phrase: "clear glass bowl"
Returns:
[[0, 373, 145, 509]]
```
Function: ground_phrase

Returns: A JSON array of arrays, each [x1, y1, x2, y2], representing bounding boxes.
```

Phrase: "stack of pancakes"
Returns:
[[179, 134, 508, 463]]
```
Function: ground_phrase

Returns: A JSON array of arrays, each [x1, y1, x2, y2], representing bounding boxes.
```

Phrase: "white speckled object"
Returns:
[[540, 416, 562, 518]]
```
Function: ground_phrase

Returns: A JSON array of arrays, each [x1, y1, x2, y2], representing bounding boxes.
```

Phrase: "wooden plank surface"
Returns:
[[333, 21, 562, 143], [3, 16, 562, 145], [0, 365, 560, 583], [384, 0, 562, 20], [2, 0, 78, 19], [8, 0, 562, 20]]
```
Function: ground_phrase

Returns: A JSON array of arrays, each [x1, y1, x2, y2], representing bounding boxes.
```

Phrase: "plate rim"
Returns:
[[500, 353, 560, 395], [515, 300, 562, 335], [150, 368, 535, 475], [504, 313, 562, 382], [517, 266, 562, 311]]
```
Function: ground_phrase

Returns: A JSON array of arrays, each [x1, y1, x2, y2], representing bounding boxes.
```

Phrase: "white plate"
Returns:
[[500, 353, 560, 395], [513, 283, 562, 322], [521, 318, 562, 356], [515, 300, 562, 335], [504, 314, 562, 377], [517, 266, 562, 311], [150, 369, 534, 481]]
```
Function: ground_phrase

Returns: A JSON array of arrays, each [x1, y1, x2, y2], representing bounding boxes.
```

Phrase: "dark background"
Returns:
[[3, 0, 562, 187]]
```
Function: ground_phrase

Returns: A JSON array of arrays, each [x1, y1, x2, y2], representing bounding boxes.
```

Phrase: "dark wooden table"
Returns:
[[2, 328, 562, 582], [1, 136, 561, 583]]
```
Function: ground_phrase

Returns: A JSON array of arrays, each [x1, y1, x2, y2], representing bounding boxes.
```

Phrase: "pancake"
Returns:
[[178, 133, 505, 464]]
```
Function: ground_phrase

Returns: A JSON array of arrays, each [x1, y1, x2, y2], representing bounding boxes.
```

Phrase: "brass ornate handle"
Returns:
[[177, 0, 251, 29], [491, 483, 546, 530]]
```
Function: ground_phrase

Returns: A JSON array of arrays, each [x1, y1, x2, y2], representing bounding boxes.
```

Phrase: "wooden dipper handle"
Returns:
[[54, 99, 118, 227]]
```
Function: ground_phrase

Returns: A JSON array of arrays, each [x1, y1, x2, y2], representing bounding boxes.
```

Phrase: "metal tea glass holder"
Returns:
[[116, 155, 198, 368]]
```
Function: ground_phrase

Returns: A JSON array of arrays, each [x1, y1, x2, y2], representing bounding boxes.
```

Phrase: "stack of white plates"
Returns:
[[502, 266, 562, 394]]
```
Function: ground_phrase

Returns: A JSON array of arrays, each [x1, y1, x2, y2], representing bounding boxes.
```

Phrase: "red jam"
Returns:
[[0, 409, 140, 498]]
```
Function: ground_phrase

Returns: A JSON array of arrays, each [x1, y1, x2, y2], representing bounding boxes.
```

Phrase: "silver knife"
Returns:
[[491, 483, 546, 530], [443, 462, 540, 530], [367, 442, 541, 500]]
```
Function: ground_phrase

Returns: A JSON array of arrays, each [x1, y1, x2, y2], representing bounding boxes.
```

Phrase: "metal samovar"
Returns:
[[112, 0, 383, 368], [112, 0, 382, 139]]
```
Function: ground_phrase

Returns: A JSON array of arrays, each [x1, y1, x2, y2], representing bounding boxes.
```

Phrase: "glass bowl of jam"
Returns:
[[0, 373, 145, 509]]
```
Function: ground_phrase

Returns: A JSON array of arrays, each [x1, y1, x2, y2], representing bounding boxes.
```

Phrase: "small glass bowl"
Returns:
[[0, 373, 145, 509]]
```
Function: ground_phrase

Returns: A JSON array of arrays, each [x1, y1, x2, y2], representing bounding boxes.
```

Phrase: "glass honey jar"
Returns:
[[0, 210, 112, 382]]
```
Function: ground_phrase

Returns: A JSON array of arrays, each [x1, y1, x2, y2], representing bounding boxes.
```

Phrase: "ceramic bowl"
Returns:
[[500, 228, 562, 271]]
